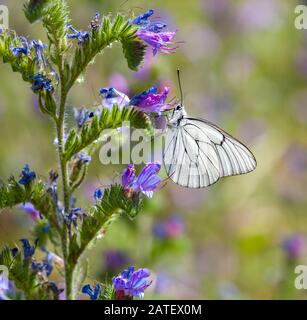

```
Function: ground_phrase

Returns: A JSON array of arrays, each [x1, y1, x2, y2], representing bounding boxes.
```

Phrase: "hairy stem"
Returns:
[[55, 55, 74, 300]]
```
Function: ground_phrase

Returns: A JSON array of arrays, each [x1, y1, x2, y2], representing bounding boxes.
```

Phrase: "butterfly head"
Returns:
[[168, 104, 187, 127]]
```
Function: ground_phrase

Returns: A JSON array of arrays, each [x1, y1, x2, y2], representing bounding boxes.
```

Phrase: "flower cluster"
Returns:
[[112, 266, 152, 299], [132, 9, 178, 55], [100, 86, 174, 113], [121, 163, 161, 198], [10, 37, 54, 92]]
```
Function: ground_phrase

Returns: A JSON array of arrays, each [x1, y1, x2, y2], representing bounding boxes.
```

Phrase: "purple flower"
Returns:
[[132, 9, 178, 55], [19, 164, 36, 186], [99, 87, 130, 109], [137, 29, 177, 56], [112, 266, 152, 299], [19, 203, 41, 221], [130, 86, 173, 113], [104, 250, 129, 272], [82, 284, 102, 300], [74, 107, 94, 128], [74, 153, 92, 167], [20, 239, 38, 259], [31, 74, 54, 92], [283, 235, 304, 260], [121, 163, 161, 198], [67, 24, 89, 44], [153, 215, 185, 239]]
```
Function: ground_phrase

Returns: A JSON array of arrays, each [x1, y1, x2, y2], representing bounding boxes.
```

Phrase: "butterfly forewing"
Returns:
[[163, 116, 257, 188]]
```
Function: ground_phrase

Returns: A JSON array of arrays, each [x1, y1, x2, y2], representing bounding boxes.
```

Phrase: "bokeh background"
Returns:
[[1, 0, 307, 299]]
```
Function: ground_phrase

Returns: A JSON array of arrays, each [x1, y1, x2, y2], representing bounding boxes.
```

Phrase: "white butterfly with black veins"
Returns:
[[163, 72, 257, 188]]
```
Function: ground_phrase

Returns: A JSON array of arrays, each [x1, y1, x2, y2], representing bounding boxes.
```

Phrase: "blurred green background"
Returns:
[[1, 0, 307, 299]]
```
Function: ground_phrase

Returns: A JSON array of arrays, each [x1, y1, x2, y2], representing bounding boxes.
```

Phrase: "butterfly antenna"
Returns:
[[177, 69, 183, 105]]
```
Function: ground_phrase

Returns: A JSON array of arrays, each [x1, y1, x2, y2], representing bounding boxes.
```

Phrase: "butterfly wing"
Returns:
[[163, 117, 257, 188]]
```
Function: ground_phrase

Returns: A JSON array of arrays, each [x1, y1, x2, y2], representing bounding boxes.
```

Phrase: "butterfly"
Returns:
[[163, 71, 257, 188]]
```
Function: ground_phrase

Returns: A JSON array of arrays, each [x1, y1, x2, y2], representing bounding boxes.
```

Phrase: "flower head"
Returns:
[[93, 188, 104, 202], [74, 153, 92, 168], [82, 284, 102, 300], [112, 266, 152, 299], [122, 163, 161, 198], [19, 203, 42, 221], [31, 74, 54, 92], [20, 239, 38, 259], [31, 39, 47, 69], [67, 24, 89, 45], [132, 9, 178, 55], [130, 86, 173, 113], [74, 107, 94, 128], [10, 37, 32, 58], [137, 30, 178, 56], [31, 252, 53, 277], [99, 87, 130, 109], [19, 164, 36, 186]]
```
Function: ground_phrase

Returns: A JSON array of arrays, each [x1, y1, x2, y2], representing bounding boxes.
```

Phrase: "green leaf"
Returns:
[[68, 184, 142, 265], [66, 14, 146, 90], [64, 105, 152, 161], [0, 175, 59, 230], [23, 0, 53, 23], [0, 245, 60, 300], [41, 0, 70, 56]]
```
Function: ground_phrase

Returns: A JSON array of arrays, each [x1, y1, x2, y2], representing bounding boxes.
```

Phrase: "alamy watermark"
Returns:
[[294, 265, 307, 289], [0, 5, 9, 30], [98, 121, 210, 177]]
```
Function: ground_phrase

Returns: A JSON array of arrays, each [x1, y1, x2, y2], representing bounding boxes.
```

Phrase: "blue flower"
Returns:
[[19, 164, 36, 185], [10, 37, 32, 57], [20, 239, 38, 259], [67, 24, 89, 44], [65, 207, 84, 229], [31, 74, 54, 92], [75, 153, 92, 164], [122, 163, 161, 198], [94, 188, 104, 202], [31, 39, 47, 69], [74, 107, 94, 128], [82, 284, 102, 300], [112, 266, 152, 299], [131, 9, 154, 27], [31, 252, 53, 277], [99, 87, 130, 109]]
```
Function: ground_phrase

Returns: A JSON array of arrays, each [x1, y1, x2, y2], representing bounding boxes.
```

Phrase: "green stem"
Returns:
[[55, 55, 74, 300]]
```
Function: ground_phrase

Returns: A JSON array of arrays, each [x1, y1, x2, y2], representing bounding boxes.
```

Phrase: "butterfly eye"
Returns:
[[176, 105, 182, 111]]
